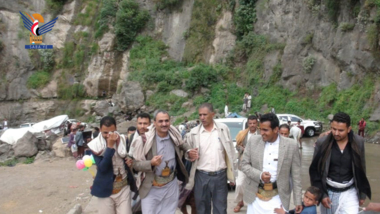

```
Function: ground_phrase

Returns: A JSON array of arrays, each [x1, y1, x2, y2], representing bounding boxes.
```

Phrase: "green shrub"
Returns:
[[94, 0, 117, 39], [367, 24, 379, 51], [303, 56, 316, 73], [185, 64, 218, 93], [156, 0, 183, 10], [234, 0, 257, 40], [0, 158, 19, 167], [62, 42, 75, 68], [302, 33, 314, 45], [183, 0, 221, 62], [45, 0, 69, 16], [326, 0, 340, 23], [24, 157, 35, 164], [27, 71, 51, 89], [339, 22, 355, 32], [58, 83, 86, 99], [73, 0, 98, 26], [91, 43, 99, 54], [114, 0, 150, 51]]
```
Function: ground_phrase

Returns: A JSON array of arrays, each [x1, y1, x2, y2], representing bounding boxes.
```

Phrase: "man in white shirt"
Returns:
[[185, 103, 236, 214], [290, 124, 302, 149], [241, 113, 302, 214], [224, 104, 229, 118]]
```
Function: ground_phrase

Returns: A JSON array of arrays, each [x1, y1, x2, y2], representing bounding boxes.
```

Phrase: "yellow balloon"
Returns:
[[84, 158, 93, 167]]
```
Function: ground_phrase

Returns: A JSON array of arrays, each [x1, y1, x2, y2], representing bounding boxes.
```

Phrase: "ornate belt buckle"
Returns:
[[263, 183, 273, 191]]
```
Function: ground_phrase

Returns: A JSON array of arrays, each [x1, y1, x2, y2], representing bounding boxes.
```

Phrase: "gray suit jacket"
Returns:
[[241, 135, 302, 210], [132, 134, 191, 199]]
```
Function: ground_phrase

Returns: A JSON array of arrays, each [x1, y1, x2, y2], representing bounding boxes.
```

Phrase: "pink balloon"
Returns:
[[76, 160, 85, 170]]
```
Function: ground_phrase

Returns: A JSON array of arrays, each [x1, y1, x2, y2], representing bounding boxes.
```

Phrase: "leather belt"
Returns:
[[327, 184, 353, 193], [259, 181, 277, 190], [197, 169, 226, 176]]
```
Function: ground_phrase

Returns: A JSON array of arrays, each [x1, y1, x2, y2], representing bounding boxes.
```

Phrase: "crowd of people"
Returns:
[[74, 102, 376, 214]]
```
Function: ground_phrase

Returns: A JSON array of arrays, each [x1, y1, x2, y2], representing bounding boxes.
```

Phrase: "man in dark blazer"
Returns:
[[310, 112, 371, 214]]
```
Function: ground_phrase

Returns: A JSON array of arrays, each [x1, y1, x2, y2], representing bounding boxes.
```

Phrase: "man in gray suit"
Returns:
[[132, 110, 198, 214], [184, 103, 236, 214], [241, 113, 302, 213]]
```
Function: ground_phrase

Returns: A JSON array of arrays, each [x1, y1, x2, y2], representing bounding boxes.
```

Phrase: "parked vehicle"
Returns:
[[276, 114, 322, 137], [19, 123, 34, 128], [214, 118, 247, 187]]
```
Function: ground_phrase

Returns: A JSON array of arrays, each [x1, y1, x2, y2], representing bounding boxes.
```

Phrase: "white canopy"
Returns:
[[0, 115, 68, 145]]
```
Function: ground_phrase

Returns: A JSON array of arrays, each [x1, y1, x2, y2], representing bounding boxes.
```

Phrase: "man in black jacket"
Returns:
[[309, 112, 371, 214]]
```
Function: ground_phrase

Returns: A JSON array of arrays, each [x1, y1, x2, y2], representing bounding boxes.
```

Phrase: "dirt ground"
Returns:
[[0, 157, 94, 214]]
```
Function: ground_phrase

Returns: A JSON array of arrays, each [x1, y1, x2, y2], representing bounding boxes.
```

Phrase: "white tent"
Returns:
[[0, 115, 68, 145]]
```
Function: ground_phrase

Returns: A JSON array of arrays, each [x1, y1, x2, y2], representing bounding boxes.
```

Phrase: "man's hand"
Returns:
[[321, 197, 332, 209], [261, 172, 271, 183], [295, 205, 303, 213], [125, 158, 133, 168], [229, 182, 235, 187], [273, 205, 286, 214], [151, 155, 163, 166], [188, 148, 199, 161], [107, 132, 119, 148], [363, 202, 380, 212], [359, 199, 365, 206]]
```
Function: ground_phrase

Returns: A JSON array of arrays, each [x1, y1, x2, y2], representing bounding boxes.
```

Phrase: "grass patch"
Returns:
[[0, 158, 19, 167], [183, 0, 223, 63], [45, 0, 69, 16], [155, 0, 183, 10], [302, 33, 314, 46], [73, 0, 100, 26], [94, 0, 117, 39], [27, 71, 51, 89], [339, 22, 355, 32], [24, 157, 35, 164], [367, 24, 379, 51], [58, 83, 87, 99]]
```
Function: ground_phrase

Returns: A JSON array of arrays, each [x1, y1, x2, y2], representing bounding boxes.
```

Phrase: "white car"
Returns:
[[214, 118, 247, 185], [19, 123, 34, 128], [276, 114, 322, 137]]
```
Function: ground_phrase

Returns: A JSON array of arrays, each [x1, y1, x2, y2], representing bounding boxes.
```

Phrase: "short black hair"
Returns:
[[153, 110, 170, 121], [94, 127, 99, 131], [127, 126, 136, 132], [332, 112, 351, 127], [306, 186, 321, 201], [260, 113, 279, 129], [137, 112, 151, 123], [247, 115, 258, 121], [279, 124, 290, 132], [100, 116, 117, 128], [199, 103, 214, 112]]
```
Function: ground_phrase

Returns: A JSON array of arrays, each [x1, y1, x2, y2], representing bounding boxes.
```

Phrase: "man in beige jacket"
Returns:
[[131, 110, 198, 214], [241, 113, 302, 213], [185, 103, 236, 214]]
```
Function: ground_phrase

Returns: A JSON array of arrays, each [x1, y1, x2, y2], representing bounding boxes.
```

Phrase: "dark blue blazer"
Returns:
[[90, 148, 137, 198]]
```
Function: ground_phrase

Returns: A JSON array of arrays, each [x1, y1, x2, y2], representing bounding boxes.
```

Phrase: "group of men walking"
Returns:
[[86, 103, 371, 214]]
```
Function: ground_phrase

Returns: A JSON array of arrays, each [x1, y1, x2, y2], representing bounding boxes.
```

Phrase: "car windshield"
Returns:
[[221, 122, 245, 142]]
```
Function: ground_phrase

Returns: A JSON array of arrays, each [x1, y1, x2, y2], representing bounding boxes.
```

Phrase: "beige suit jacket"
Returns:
[[184, 121, 236, 190], [132, 134, 191, 199], [241, 135, 302, 210]]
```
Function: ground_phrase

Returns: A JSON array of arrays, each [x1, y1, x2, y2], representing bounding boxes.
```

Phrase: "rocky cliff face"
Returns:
[[0, 0, 379, 126]]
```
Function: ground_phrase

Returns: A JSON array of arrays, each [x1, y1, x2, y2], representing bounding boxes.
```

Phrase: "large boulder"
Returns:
[[52, 138, 71, 158], [12, 131, 38, 157], [115, 82, 144, 111], [0, 143, 11, 155], [93, 100, 111, 117], [170, 89, 188, 98]]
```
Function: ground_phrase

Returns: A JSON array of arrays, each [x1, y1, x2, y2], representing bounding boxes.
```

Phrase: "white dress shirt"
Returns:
[[262, 135, 280, 182], [197, 124, 227, 172]]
